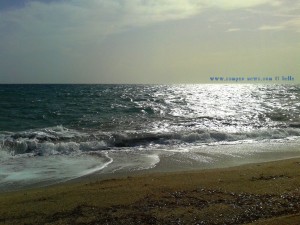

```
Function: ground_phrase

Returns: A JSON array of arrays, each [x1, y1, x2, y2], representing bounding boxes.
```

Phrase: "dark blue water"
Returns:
[[1, 84, 300, 191], [1, 84, 138, 131]]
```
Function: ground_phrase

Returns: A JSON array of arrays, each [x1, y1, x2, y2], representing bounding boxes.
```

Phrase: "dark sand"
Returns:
[[1, 158, 300, 224]]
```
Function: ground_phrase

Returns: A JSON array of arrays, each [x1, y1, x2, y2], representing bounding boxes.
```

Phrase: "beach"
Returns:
[[1, 157, 300, 225]]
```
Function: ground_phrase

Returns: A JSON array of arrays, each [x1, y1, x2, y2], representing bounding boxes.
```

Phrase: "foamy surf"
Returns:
[[1, 133, 300, 192], [0, 152, 112, 192]]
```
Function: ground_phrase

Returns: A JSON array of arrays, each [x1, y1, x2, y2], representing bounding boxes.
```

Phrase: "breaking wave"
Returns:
[[1, 125, 300, 157]]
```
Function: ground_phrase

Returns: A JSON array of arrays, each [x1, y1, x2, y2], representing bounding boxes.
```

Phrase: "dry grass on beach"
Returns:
[[1, 158, 300, 224]]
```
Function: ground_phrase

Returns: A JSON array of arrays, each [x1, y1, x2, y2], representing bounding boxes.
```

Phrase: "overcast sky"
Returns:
[[0, 0, 299, 84]]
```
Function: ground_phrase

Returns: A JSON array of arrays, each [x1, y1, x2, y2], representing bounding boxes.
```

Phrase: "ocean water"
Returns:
[[1, 84, 300, 191]]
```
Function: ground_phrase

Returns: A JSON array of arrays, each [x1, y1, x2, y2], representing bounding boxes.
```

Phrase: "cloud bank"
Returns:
[[0, 0, 288, 43], [0, 0, 299, 83]]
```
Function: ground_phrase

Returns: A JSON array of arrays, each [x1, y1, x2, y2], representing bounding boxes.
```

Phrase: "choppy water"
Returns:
[[1, 84, 300, 191]]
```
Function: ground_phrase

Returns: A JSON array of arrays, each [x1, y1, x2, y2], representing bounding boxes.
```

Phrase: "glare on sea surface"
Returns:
[[151, 84, 265, 133]]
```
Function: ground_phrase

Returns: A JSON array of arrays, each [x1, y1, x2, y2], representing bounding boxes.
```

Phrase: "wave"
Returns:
[[1, 125, 300, 157]]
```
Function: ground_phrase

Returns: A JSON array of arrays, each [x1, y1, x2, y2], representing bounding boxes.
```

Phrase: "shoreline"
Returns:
[[2, 140, 300, 194], [1, 134, 300, 193], [68, 141, 300, 186], [1, 157, 300, 224]]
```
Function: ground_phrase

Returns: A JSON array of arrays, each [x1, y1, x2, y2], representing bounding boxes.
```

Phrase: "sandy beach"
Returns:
[[1, 157, 300, 225]]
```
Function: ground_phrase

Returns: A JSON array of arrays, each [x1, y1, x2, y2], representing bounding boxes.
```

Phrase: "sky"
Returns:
[[0, 0, 299, 84]]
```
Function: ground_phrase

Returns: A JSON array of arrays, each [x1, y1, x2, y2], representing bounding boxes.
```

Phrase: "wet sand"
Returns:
[[1, 157, 300, 224]]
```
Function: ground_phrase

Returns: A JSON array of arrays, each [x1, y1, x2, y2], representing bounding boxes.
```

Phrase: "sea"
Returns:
[[1, 84, 300, 192]]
